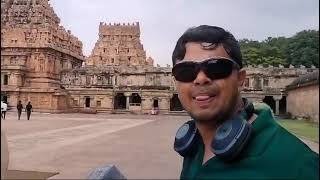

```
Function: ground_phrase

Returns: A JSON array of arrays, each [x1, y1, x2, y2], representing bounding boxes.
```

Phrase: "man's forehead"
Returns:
[[185, 42, 222, 49], [200, 42, 219, 50], [183, 42, 230, 60]]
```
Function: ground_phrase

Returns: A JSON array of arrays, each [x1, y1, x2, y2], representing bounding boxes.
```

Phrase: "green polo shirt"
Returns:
[[180, 103, 319, 180]]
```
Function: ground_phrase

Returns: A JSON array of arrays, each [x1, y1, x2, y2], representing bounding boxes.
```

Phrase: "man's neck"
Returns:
[[196, 97, 246, 164], [197, 113, 258, 165], [197, 123, 217, 164]]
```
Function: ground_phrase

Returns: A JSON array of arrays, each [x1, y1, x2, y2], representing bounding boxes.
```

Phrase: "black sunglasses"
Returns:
[[172, 58, 240, 82]]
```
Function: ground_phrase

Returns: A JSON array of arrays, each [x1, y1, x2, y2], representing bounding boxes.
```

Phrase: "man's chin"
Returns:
[[189, 110, 219, 124]]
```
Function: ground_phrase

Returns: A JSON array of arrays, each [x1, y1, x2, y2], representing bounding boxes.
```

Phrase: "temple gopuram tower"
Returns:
[[87, 22, 154, 67], [1, 0, 85, 112]]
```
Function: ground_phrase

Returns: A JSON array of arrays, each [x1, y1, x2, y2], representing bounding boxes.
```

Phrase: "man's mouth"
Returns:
[[194, 95, 212, 101], [192, 94, 216, 108], [192, 93, 216, 100]]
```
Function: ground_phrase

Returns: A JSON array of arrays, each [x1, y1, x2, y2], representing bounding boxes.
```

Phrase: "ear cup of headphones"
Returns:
[[211, 117, 252, 162], [174, 98, 254, 160], [174, 120, 199, 157]]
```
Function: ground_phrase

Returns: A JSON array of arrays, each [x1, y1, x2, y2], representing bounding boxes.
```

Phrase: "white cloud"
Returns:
[[49, 0, 319, 66]]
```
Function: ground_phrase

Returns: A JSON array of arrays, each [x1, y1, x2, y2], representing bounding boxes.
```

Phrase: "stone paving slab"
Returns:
[[1, 112, 318, 179], [1, 112, 186, 179]]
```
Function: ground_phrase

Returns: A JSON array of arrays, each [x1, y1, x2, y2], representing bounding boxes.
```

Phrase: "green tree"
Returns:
[[239, 29, 319, 67], [241, 47, 260, 66], [286, 30, 319, 67]]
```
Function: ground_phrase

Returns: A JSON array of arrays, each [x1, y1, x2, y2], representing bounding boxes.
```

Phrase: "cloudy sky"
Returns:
[[49, 0, 319, 66]]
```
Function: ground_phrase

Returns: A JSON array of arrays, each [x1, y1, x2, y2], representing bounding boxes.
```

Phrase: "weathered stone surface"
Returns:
[[286, 71, 319, 122], [1, 0, 319, 116], [1, 0, 84, 112], [287, 84, 319, 122], [87, 22, 153, 67]]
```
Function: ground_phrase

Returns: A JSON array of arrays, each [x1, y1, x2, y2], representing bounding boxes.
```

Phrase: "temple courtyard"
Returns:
[[1, 112, 318, 179]]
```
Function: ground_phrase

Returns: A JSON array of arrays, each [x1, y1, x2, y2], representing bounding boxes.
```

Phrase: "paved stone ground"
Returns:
[[1, 112, 318, 179], [1, 112, 186, 179]]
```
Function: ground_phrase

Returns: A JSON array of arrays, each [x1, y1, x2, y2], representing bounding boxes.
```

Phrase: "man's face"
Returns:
[[174, 42, 246, 124]]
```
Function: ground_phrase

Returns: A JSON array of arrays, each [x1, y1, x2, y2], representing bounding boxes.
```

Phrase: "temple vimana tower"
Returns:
[[87, 22, 153, 67], [1, 0, 84, 112], [1, 0, 318, 116]]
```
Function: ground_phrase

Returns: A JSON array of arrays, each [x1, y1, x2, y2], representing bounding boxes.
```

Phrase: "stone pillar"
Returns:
[[140, 97, 147, 113], [126, 96, 130, 110], [112, 76, 115, 85], [124, 92, 131, 110], [273, 96, 282, 116], [275, 100, 280, 115]]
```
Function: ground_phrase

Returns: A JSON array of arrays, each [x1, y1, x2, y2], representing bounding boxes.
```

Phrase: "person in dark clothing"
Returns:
[[26, 101, 32, 120], [17, 101, 23, 120], [171, 25, 318, 179]]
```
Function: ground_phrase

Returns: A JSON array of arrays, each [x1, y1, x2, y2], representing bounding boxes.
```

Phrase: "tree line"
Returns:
[[239, 29, 319, 68]]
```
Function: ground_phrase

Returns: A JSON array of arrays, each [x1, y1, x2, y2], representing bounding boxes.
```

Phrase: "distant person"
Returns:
[[26, 102, 33, 120], [151, 107, 159, 115], [17, 101, 23, 120], [0, 101, 3, 119], [1, 101, 7, 120]]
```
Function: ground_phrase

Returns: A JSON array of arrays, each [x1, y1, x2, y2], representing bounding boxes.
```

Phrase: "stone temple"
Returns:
[[1, 0, 319, 116]]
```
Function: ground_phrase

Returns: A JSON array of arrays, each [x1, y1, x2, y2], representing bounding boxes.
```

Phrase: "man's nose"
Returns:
[[193, 70, 212, 85]]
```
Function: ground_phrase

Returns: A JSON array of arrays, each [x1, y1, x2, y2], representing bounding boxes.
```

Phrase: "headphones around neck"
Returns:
[[174, 98, 254, 162]]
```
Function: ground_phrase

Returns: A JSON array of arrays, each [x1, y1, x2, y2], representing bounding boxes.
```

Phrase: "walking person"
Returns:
[[17, 101, 23, 120], [26, 101, 33, 120], [1, 101, 7, 120]]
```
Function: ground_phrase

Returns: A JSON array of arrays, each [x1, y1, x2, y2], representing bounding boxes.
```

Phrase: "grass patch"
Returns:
[[277, 119, 319, 143]]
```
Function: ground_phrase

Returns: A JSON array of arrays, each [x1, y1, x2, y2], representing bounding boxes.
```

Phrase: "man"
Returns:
[[1, 101, 7, 120], [26, 101, 32, 120], [17, 101, 23, 120], [172, 25, 318, 179]]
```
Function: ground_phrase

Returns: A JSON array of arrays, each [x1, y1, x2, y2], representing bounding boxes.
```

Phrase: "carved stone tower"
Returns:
[[87, 22, 153, 67], [1, 0, 85, 112]]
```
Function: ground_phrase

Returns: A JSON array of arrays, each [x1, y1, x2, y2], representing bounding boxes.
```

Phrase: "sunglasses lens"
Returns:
[[205, 60, 234, 79], [173, 63, 198, 82], [172, 59, 237, 82]]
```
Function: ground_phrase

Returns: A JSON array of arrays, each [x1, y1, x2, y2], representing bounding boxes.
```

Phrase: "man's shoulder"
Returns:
[[296, 150, 319, 179], [251, 102, 318, 166], [253, 102, 271, 113], [263, 123, 319, 176], [274, 125, 317, 155], [247, 122, 318, 179]]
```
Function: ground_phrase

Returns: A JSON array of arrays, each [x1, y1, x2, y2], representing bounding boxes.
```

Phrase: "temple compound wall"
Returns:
[[61, 64, 318, 115], [242, 65, 318, 115], [286, 71, 319, 122], [287, 85, 319, 122], [61, 65, 173, 114]]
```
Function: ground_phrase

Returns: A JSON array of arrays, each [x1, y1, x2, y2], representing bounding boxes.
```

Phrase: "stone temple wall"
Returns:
[[287, 84, 319, 122], [61, 64, 318, 115], [1, 0, 319, 116]]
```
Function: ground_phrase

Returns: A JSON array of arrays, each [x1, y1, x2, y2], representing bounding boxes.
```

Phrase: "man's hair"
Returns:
[[172, 25, 242, 68]]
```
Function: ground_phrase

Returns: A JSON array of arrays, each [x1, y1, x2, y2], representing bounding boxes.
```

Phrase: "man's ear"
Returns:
[[237, 69, 246, 89]]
